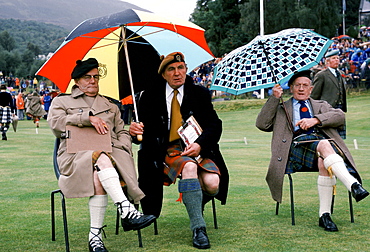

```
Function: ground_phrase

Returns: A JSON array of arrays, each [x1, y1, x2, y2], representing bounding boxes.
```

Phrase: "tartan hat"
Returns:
[[71, 58, 99, 79], [158, 52, 185, 74]]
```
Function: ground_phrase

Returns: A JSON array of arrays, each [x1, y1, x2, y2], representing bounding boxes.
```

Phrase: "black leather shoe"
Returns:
[[319, 213, 338, 232], [121, 212, 156, 232], [193, 227, 211, 249], [2, 133, 7, 140], [351, 182, 369, 202]]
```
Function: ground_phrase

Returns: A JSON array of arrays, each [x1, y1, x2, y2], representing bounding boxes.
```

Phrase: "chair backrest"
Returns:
[[53, 138, 61, 180]]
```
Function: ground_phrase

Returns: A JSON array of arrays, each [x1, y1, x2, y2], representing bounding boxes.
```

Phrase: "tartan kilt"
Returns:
[[286, 133, 355, 174], [163, 143, 220, 186], [0, 106, 12, 124]]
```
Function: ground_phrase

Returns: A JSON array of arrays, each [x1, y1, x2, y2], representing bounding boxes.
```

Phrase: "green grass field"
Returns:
[[1, 91, 369, 251]]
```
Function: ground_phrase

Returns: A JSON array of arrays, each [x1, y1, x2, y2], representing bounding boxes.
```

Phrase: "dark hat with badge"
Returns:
[[71, 58, 99, 79], [287, 70, 312, 87], [325, 49, 340, 58], [158, 52, 185, 74]]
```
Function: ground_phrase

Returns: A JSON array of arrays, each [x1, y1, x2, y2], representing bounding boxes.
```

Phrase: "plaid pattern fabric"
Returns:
[[163, 144, 220, 186], [91, 151, 126, 187], [211, 28, 332, 94], [286, 133, 355, 174], [0, 106, 12, 124]]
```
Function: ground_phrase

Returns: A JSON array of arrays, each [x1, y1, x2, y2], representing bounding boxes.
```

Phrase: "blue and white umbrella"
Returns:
[[211, 28, 332, 95]]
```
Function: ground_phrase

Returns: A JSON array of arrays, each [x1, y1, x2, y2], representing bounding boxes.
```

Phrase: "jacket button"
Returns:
[[282, 139, 287, 143], [278, 157, 282, 161]]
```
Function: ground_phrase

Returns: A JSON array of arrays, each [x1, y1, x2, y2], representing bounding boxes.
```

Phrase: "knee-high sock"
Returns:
[[324, 154, 357, 191], [317, 175, 336, 217], [88, 195, 108, 241], [179, 178, 206, 231], [97, 168, 131, 218]]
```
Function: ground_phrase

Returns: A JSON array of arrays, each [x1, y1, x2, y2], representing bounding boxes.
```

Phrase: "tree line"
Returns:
[[191, 0, 361, 57], [0, 19, 68, 79]]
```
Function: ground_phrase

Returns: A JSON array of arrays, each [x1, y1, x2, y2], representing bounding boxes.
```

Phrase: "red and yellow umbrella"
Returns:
[[36, 8, 214, 102]]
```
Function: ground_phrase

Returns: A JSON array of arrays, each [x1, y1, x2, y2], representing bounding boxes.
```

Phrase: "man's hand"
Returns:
[[90, 116, 108, 135], [296, 118, 320, 131], [129, 121, 144, 137], [272, 84, 283, 99], [181, 142, 201, 157]]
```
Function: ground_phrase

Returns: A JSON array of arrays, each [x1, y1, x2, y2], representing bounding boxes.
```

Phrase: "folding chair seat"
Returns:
[[275, 173, 354, 225], [50, 138, 154, 251]]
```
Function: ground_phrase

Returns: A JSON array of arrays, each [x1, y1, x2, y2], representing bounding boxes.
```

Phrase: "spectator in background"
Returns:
[[16, 92, 25, 120], [312, 49, 347, 139], [0, 84, 15, 140], [25, 91, 46, 128]]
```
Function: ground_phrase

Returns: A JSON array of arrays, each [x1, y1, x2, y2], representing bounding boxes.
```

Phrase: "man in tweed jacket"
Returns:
[[256, 70, 368, 232]]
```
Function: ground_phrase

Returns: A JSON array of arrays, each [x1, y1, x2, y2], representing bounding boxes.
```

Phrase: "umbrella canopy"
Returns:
[[36, 8, 214, 100], [210, 28, 332, 95]]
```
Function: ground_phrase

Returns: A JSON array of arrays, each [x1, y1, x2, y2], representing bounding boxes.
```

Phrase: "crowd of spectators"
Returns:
[[312, 32, 370, 90]]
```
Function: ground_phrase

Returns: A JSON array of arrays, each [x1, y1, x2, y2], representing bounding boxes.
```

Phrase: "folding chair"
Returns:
[[275, 173, 354, 225], [51, 138, 152, 251]]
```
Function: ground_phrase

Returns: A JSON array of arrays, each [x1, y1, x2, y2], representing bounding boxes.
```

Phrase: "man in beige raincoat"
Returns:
[[48, 58, 155, 252]]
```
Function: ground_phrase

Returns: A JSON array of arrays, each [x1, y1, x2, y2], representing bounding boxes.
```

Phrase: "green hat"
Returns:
[[325, 49, 340, 58]]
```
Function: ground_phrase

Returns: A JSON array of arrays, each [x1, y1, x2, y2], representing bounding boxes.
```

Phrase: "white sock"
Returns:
[[324, 154, 357, 191], [97, 168, 133, 218], [88, 195, 108, 241], [317, 175, 336, 217]]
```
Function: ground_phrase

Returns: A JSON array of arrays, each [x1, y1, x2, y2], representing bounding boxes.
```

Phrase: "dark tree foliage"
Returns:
[[192, 0, 361, 57], [0, 19, 68, 78]]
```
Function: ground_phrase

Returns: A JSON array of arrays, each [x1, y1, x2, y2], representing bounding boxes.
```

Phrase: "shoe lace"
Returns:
[[115, 200, 143, 219], [89, 225, 107, 250]]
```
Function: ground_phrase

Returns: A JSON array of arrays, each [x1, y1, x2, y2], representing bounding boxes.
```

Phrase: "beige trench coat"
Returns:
[[48, 86, 144, 203], [256, 96, 360, 203]]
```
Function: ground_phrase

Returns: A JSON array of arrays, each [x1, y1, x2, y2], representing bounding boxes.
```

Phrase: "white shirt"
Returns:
[[165, 83, 184, 129], [328, 67, 339, 77]]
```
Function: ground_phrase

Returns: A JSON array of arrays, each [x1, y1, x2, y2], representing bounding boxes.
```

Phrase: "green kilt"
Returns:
[[286, 133, 356, 175]]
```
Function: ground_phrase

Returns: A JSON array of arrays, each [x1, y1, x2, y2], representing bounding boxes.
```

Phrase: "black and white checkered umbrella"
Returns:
[[211, 28, 332, 95]]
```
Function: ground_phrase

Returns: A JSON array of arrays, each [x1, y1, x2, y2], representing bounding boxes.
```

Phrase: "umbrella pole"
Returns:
[[260, 41, 295, 134], [122, 27, 142, 141]]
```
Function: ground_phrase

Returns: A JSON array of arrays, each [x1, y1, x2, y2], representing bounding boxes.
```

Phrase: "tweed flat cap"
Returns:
[[71, 58, 99, 79], [158, 52, 185, 74]]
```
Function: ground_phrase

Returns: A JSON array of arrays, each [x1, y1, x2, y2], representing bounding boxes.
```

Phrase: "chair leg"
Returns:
[[276, 202, 280, 215], [288, 174, 295, 225], [153, 219, 158, 235], [134, 204, 143, 248], [348, 191, 354, 223], [211, 197, 218, 229], [51, 189, 69, 252]]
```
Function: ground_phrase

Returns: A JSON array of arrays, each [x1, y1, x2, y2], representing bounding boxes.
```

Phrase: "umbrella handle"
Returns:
[[137, 134, 143, 141]]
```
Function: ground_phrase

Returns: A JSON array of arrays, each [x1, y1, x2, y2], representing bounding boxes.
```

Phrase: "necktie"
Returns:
[[169, 89, 182, 142], [335, 69, 343, 104], [299, 100, 313, 134]]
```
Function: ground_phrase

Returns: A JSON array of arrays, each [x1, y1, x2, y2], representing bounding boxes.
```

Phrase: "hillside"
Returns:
[[0, 0, 147, 30]]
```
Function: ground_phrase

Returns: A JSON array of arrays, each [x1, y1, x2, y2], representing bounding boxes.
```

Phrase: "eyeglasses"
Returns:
[[82, 74, 100, 81], [293, 83, 311, 89]]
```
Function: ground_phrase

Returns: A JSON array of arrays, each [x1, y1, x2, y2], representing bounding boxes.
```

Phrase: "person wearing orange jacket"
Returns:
[[16, 92, 25, 120]]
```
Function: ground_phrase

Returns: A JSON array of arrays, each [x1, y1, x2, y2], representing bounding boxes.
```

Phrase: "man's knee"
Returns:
[[182, 162, 198, 178], [96, 153, 113, 168]]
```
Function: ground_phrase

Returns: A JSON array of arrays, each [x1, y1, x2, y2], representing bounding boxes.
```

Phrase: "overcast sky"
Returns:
[[123, 0, 198, 21]]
